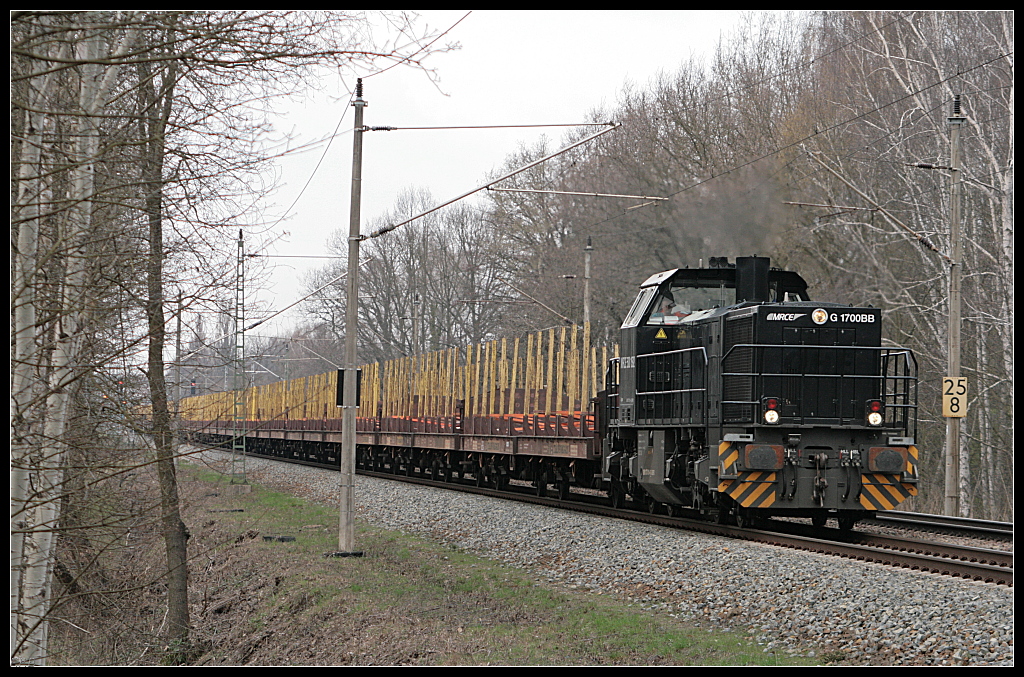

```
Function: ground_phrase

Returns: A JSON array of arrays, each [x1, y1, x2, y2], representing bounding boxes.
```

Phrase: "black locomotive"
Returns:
[[600, 256, 919, 529]]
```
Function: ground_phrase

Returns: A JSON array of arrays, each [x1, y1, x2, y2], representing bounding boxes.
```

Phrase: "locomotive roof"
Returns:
[[640, 260, 810, 301]]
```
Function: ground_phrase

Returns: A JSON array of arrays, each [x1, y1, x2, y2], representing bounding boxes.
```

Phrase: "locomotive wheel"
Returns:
[[609, 482, 625, 510], [535, 472, 548, 498], [734, 510, 755, 529], [812, 515, 828, 528], [838, 516, 857, 531], [443, 464, 453, 483]]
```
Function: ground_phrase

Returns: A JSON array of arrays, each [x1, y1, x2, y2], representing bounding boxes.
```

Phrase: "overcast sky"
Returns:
[[253, 10, 747, 333]]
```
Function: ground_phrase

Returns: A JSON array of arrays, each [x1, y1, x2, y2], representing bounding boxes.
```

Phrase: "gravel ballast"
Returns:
[[199, 452, 1013, 666]]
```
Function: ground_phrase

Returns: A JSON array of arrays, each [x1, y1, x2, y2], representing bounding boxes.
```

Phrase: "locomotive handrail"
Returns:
[[604, 357, 621, 425], [719, 344, 917, 434], [634, 346, 709, 396], [721, 343, 917, 357], [633, 346, 709, 426]]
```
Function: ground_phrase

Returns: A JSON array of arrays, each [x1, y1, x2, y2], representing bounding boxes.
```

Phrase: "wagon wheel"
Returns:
[[535, 471, 547, 498], [557, 477, 570, 501]]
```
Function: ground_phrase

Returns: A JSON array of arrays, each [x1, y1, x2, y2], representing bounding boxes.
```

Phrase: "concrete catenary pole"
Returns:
[[583, 236, 593, 326], [337, 79, 366, 555], [944, 95, 966, 517]]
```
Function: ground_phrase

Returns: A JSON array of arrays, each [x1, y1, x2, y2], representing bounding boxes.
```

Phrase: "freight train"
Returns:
[[180, 256, 919, 530]]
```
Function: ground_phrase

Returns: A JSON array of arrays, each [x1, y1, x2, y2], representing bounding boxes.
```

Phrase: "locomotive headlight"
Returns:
[[866, 400, 884, 426], [762, 397, 781, 424], [764, 410, 780, 424]]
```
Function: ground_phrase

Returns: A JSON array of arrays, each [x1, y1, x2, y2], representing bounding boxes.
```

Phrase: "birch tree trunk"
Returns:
[[10, 27, 62, 657], [13, 21, 137, 665]]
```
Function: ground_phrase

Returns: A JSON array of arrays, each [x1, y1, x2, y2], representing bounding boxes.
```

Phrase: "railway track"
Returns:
[[244, 447, 1012, 588], [191, 439, 1012, 587], [868, 510, 1013, 542]]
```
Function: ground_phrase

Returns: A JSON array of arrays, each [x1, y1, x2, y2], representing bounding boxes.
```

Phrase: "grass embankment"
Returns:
[[185, 464, 819, 666]]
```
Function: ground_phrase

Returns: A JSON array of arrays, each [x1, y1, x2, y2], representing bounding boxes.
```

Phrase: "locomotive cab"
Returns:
[[604, 256, 919, 528]]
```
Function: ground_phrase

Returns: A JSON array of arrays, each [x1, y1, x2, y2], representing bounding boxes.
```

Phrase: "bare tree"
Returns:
[[12, 15, 141, 663], [480, 14, 810, 346], [11, 9, 456, 664], [304, 188, 508, 365], [791, 11, 1013, 518]]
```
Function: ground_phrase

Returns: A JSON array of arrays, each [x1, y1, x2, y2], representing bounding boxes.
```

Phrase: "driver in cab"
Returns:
[[649, 293, 690, 324]]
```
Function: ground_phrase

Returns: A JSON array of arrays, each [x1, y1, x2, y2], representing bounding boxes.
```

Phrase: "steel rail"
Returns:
[[870, 510, 1013, 539]]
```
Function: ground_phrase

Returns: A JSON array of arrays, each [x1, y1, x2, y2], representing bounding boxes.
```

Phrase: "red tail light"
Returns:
[[866, 400, 884, 426]]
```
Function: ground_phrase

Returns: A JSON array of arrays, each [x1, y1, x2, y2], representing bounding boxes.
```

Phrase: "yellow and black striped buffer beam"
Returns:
[[861, 444, 920, 510], [717, 441, 739, 481], [720, 471, 778, 508], [716, 442, 777, 508], [904, 445, 920, 481], [859, 473, 917, 510]]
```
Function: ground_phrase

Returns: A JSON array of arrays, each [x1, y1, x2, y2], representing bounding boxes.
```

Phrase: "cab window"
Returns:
[[622, 287, 657, 328], [647, 282, 736, 324]]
